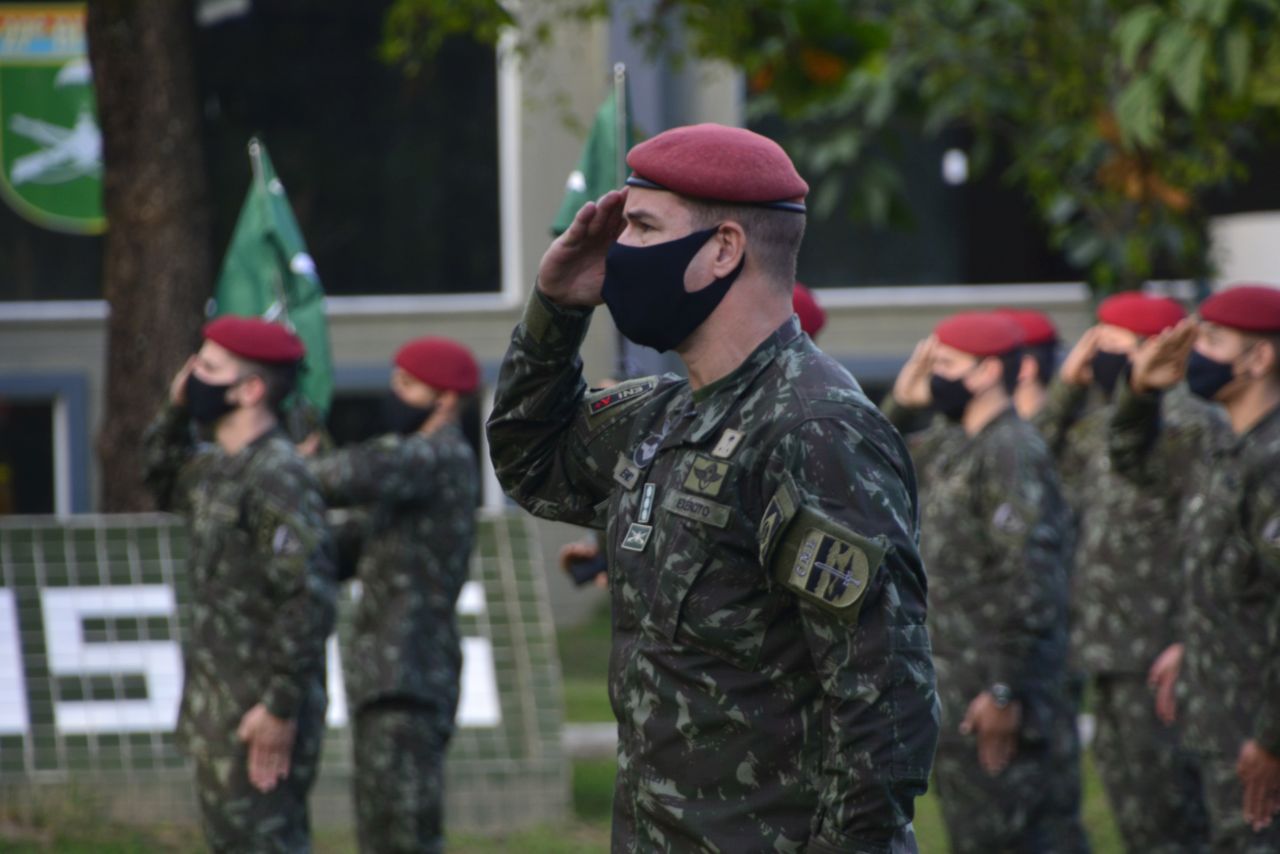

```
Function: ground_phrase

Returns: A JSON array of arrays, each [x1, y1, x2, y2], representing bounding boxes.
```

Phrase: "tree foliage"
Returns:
[[386, 0, 1280, 292]]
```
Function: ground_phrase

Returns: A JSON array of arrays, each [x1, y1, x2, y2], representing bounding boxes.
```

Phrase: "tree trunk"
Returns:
[[87, 1, 212, 512]]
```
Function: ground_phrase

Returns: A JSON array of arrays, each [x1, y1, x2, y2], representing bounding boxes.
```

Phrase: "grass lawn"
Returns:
[[2, 604, 1127, 852]]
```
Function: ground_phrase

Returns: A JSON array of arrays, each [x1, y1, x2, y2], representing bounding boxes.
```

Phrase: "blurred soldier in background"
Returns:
[[144, 316, 337, 854], [1039, 292, 1212, 853], [1117, 285, 1280, 853], [303, 337, 480, 854], [884, 312, 1071, 853]]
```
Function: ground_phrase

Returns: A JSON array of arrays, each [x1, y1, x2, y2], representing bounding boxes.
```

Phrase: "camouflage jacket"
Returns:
[[1111, 386, 1280, 757], [487, 293, 939, 854], [886, 402, 1070, 744], [143, 405, 337, 758], [1035, 379, 1222, 675], [307, 425, 478, 713]]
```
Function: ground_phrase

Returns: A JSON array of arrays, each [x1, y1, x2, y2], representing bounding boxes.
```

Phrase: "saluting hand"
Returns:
[[892, 337, 936, 409], [537, 189, 628, 307], [1130, 319, 1196, 394], [1238, 739, 1280, 831], [960, 692, 1021, 775], [1059, 326, 1101, 387], [237, 703, 297, 793], [169, 356, 196, 406]]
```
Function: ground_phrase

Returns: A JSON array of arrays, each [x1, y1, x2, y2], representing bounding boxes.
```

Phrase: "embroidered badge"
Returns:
[[638, 483, 656, 525], [587, 380, 656, 416], [788, 529, 870, 608], [711, 428, 745, 459], [620, 523, 653, 552], [682, 455, 730, 497], [613, 455, 641, 490]]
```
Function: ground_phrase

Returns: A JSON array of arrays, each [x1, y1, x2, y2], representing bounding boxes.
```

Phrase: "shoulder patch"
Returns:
[[585, 377, 658, 419], [765, 501, 889, 622], [758, 474, 799, 566]]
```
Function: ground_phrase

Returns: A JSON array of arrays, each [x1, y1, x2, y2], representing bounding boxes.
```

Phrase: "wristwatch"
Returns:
[[989, 682, 1013, 709]]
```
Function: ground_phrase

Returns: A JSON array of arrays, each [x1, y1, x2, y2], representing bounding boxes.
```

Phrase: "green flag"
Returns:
[[551, 85, 633, 236], [213, 138, 334, 416]]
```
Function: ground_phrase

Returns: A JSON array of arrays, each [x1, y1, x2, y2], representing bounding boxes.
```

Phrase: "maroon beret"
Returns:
[[792, 283, 826, 338], [1199, 284, 1280, 333], [935, 312, 1026, 357], [394, 337, 480, 395], [993, 308, 1058, 346], [626, 123, 808, 213], [203, 316, 305, 364], [1096, 292, 1186, 337]]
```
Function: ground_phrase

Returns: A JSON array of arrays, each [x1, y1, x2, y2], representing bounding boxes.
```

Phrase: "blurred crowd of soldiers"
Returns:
[[135, 120, 1279, 854]]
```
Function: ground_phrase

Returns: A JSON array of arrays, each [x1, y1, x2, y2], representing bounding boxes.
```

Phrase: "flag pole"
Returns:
[[245, 137, 291, 327], [611, 64, 634, 380]]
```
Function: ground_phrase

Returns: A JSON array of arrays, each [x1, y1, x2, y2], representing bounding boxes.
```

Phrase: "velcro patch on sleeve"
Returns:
[[767, 503, 888, 621], [757, 474, 799, 566], [585, 377, 658, 421]]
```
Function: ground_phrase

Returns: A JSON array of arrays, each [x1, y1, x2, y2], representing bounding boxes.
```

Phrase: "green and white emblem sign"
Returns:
[[0, 4, 103, 234]]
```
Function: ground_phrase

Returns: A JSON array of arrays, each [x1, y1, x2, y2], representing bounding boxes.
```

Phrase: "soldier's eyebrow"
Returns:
[[625, 209, 658, 226]]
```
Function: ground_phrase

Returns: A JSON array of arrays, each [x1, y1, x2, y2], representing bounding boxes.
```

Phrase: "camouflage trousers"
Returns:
[[1043, 673, 1091, 854], [192, 721, 325, 854], [933, 739, 1053, 854], [353, 698, 454, 854], [1199, 751, 1280, 854], [1092, 674, 1209, 854]]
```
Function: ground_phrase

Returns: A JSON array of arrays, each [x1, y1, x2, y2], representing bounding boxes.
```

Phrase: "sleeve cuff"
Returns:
[[261, 677, 301, 720], [519, 287, 594, 356]]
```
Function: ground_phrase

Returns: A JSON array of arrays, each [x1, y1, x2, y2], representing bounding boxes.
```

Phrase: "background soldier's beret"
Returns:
[[1096, 292, 1186, 337], [1199, 284, 1280, 333], [792, 283, 826, 339], [395, 337, 480, 394], [203, 316, 305, 364], [626, 123, 808, 212], [994, 308, 1058, 345], [935, 312, 1026, 357]]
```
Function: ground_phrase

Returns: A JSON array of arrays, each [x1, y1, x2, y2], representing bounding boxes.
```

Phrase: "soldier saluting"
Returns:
[[144, 316, 337, 853], [487, 124, 938, 852]]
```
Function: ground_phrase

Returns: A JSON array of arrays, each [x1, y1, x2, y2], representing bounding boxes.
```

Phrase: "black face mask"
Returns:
[[1186, 350, 1237, 401], [601, 226, 746, 353], [1091, 350, 1130, 396], [185, 373, 238, 425], [930, 373, 973, 422], [382, 391, 435, 435]]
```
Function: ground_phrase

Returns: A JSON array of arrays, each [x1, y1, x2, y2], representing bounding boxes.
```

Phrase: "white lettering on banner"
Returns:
[[0, 590, 30, 734], [4, 581, 503, 735], [41, 586, 183, 733]]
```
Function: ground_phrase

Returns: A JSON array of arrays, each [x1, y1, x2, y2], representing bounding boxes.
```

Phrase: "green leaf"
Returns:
[[1223, 28, 1251, 98], [1116, 5, 1164, 70], [1115, 76, 1163, 147], [1168, 34, 1209, 111]]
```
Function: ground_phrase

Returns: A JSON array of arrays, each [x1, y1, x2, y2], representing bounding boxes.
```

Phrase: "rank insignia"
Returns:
[[711, 428, 744, 459], [620, 523, 653, 552]]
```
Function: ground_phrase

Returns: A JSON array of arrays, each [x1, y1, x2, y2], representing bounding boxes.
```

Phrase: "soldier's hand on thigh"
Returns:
[[238, 703, 298, 793]]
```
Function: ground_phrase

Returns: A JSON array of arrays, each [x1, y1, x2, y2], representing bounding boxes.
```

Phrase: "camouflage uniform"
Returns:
[[143, 404, 337, 854], [1036, 378, 1212, 853], [307, 425, 478, 854], [886, 401, 1072, 853], [1111, 386, 1280, 853], [488, 293, 939, 853]]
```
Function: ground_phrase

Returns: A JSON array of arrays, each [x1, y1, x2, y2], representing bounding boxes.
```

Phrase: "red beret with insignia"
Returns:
[[1199, 285, 1280, 333], [1096, 292, 1186, 337], [394, 337, 480, 395], [935, 312, 1026, 357], [993, 308, 1058, 346], [792, 283, 826, 338], [203, 316, 305, 364], [626, 123, 808, 212]]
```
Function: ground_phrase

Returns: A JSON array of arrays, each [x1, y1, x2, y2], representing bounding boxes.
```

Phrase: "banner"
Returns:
[[0, 4, 104, 234]]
